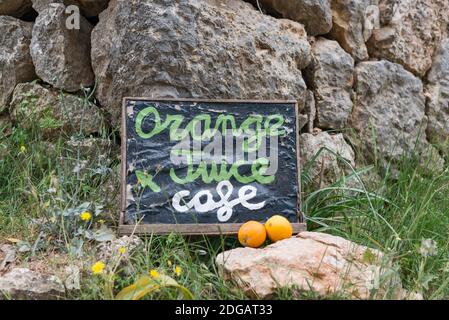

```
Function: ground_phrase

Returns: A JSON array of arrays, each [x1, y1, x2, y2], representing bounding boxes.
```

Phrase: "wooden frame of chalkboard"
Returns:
[[119, 98, 306, 236]]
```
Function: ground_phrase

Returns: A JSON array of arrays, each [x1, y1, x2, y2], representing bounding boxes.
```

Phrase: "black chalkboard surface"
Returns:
[[119, 98, 304, 235]]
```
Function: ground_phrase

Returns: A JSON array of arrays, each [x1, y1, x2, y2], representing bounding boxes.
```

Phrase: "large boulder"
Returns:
[[0, 268, 65, 300], [368, 0, 449, 77], [9, 82, 104, 138], [425, 38, 449, 154], [32, 0, 109, 17], [0, 0, 32, 18], [91, 0, 312, 125], [30, 3, 94, 92], [216, 232, 411, 299], [329, 0, 379, 61], [0, 16, 36, 111], [350, 61, 436, 164], [252, 0, 333, 36], [304, 38, 354, 129], [300, 131, 355, 187]]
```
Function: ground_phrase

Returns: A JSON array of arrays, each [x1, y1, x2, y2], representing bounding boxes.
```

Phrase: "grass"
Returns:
[[303, 147, 449, 298], [1, 94, 448, 300]]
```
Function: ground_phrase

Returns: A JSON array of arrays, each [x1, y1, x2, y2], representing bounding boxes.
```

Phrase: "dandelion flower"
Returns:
[[91, 261, 105, 275], [149, 269, 160, 279], [419, 238, 438, 257], [80, 211, 92, 221], [118, 247, 126, 254], [20, 145, 26, 153], [167, 260, 172, 267], [175, 266, 182, 277]]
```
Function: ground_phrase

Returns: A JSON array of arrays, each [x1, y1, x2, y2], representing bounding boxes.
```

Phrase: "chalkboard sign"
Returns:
[[119, 98, 305, 235]]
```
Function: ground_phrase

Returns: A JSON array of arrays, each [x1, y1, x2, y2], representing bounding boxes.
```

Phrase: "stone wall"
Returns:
[[1, 0, 448, 179]]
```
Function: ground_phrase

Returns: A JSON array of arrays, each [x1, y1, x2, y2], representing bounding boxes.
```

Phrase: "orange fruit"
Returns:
[[238, 221, 267, 248], [265, 215, 293, 242]]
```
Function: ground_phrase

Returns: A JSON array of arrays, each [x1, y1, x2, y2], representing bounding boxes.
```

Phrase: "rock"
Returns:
[[298, 113, 309, 132], [0, 0, 32, 18], [304, 89, 316, 133], [0, 245, 16, 271], [32, 0, 109, 17], [368, 0, 449, 77], [64, 136, 117, 182], [298, 89, 315, 132], [66, 136, 116, 158], [299, 132, 355, 187], [63, 265, 80, 291], [304, 38, 354, 129], [253, 0, 333, 36], [32, 0, 60, 12], [68, 0, 110, 17], [67, 0, 109, 17], [91, 0, 311, 125], [419, 145, 446, 173], [216, 231, 405, 299], [350, 61, 438, 164], [329, 0, 379, 61], [31, 3, 94, 92], [9, 82, 104, 138], [425, 38, 449, 154], [0, 16, 36, 110], [0, 268, 65, 300]]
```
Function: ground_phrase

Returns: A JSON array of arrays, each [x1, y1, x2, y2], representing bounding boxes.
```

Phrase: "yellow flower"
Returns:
[[118, 247, 126, 254], [167, 260, 172, 267], [175, 266, 182, 277], [20, 145, 26, 153], [91, 261, 105, 275], [80, 211, 92, 221], [149, 269, 160, 279]]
